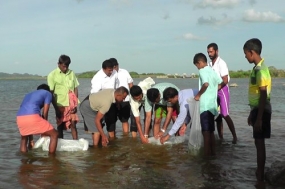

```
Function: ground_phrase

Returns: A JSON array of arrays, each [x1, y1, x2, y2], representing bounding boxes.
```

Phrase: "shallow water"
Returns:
[[1, 78, 284, 189]]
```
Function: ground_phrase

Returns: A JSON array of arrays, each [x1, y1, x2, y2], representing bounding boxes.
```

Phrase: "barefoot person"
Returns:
[[243, 38, 272, 187], [207, 43, 237, 143], [193, 53, 222, 156], [16, 84, 58, 154], [47, 54, 80, 140], [79, 87, 129, 146]]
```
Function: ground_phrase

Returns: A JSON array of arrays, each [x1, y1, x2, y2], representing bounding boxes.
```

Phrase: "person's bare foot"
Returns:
[[255, 180, 266, 189], [232, 137, 237, 144]]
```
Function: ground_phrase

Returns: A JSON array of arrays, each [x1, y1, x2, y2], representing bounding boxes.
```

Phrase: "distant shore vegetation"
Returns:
[[1, 66, 285, 79], [76, 66, 285, 79]]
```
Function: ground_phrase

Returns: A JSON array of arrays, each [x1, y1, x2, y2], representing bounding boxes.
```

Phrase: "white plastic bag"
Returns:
[[148, 135, 186, 145], [34, 136, 89, 151], [187, 98, 203, 155], [138, 77, 155, 94]]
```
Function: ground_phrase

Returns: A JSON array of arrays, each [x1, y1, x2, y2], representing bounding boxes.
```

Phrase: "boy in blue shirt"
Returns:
[[193, 53, 222, 156]]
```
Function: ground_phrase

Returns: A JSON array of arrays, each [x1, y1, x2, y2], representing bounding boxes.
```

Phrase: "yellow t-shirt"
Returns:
[[248, 59, 271, 112]]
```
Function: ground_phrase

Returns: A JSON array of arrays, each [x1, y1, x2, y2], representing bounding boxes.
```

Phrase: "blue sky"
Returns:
[[1, 0, 284, 76]]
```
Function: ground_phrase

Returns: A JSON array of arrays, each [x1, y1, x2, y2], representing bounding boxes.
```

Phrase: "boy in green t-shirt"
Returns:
[[243, 38, 272, 187]]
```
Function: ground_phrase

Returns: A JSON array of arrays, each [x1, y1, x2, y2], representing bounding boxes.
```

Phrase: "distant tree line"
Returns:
[[76, 66, 285, 79]]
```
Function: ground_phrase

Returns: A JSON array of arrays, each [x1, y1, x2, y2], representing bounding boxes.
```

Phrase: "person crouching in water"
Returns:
[[16, 84, 58, 154]]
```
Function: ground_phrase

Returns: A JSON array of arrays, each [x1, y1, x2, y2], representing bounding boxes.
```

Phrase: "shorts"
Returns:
[[104, 103, 118, 132], [17, 114, 54, 136], [154, 104, 178, 119], [79, 96, 100, 133], [200, 111, 215, 132], [250, 108, 271, 139], [118, 101, 131, 122], [217, 85, 230, 117]]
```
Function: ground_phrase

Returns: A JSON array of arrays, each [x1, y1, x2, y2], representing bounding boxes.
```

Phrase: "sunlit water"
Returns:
[[0, 78, 284, 189]]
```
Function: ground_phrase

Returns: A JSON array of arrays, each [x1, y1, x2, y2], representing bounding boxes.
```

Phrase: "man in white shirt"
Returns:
[[207, 43, 237, 144], [90, 59, 119, 138], [111, 58, 134, 136]]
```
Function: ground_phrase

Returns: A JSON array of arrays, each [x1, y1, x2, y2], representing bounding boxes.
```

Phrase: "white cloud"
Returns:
[[197, 14, 232, 26], [195, 0, 240, 9], [243, 9, 285, 22], [182, 33, 206, 40]]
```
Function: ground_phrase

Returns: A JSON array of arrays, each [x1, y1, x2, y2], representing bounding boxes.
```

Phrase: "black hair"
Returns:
[[58, 55, 71, 65], [37, 84, 50, 91], [147, 88, 159, 103], [193, 53, 207, 65], [102, 59, 114, 69], [163, 87, 178, 101], [130, 85, 142, 97], [207, 43, 218, 50], [109, 58, 118, 66], [243, 38, 262, 55]]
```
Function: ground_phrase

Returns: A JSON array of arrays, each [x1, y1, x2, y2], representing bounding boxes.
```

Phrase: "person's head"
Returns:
[[102, 59, 114, 76], [147, 88, 160, 104], [37, 84, 50, 91], [163, 87, 179, 104], [207, 43, 219, 61], [193, 53, 208, 70], [243, 38, 262, 64], [109, 58, 119, 72], [130, 85, 143, 102], [58, 55, 71, 73], [114, 86, 129, 103]]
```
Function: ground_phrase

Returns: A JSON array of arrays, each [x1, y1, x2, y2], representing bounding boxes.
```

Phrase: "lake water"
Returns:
[[0, 78, 284, 189]]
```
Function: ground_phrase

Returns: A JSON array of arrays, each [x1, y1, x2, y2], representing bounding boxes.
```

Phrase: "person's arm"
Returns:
[[128, 82, 133, 89], [90, 74, 102, 93], [95, 112, 109, 146], [254, 86, 267, 131], [160, 104, 187, 144], [194, 83, 208, 101], [144, 111, 152, 136], [42, 104, 50, 120], [135, 116, 149, 143], [156, 106, 173, 138], [219, 75, 229, 89]]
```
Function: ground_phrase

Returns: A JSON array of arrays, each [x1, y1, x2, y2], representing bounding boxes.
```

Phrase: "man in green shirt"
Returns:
[[47, 55, 80, 140]]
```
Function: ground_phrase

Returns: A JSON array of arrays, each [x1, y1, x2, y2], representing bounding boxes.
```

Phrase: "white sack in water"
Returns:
[[34, 137, 89, 151], [148, 135, 186, 145], [187, 98, 203, 155]]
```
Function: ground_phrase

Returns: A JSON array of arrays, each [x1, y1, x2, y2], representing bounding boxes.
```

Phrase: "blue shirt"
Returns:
[[199, 66, 222, 115], [17, 90, 52, 116], [168, 89, 199, 136]]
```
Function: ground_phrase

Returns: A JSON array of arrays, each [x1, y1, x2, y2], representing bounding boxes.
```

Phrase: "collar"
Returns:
[[56, 67, 71, 74], [256, 58, 264, 67]]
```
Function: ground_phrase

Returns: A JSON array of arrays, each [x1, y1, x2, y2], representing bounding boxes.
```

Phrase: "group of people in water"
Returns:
[[16, 38, 271, 186]]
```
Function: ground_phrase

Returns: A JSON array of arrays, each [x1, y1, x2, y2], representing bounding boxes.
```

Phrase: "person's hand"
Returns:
[[71, 107, 77, 114], [155, 131, 164, 139], [247, 113, 252, 126], [160, 134, 170, 144], [140, 136, 149, 144], [178, 124, 187, 136], [254, 118, 262, 132], [101, 135, 109, 147], [194, 95, 200, 101]]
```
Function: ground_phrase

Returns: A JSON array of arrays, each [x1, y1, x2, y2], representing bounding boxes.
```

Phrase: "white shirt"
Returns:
[[90, 69, 119, 93], [208, 56, 230, 82], [117, 68, 133, 101], [129, 77, 155, 117]]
